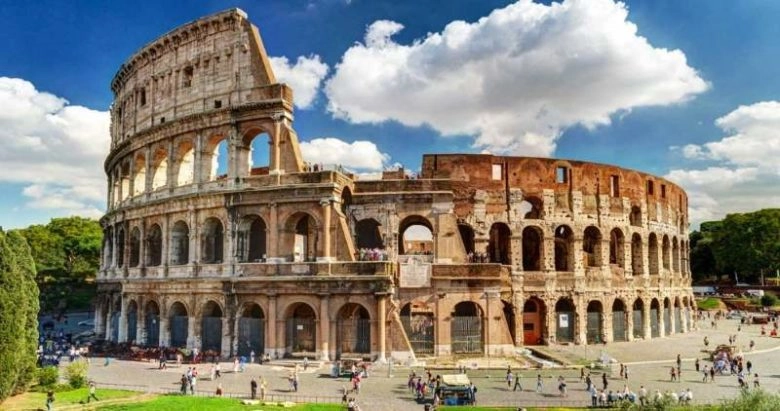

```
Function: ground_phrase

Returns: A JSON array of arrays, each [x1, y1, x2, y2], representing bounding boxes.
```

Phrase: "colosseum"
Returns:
[[96, 8, 694, 362]]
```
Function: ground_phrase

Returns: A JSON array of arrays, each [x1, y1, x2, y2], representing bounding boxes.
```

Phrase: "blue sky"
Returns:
[[1, 0, 779, 229]]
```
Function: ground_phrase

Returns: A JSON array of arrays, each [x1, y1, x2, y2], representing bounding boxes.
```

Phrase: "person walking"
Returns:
[[602, 373, 608, 390], [180, 374, 188, 394], [46, 390, 55, 411], [215, 383, 223, 396], [506, 369, 514, 388], [624, 365, 629, 380], [251, 377, 258, 399], [86, 381, 99, 403], [695, 358, 700, 372], [536, 374, 543, 393], [260, 377, 268, 400], [670, 367, 677, 382], [747, 360, 753, 374], [513, 372, 523, 391], [753, 373, 760, 388], [190, 373, 197, 394], [638, 385, 647, 406]]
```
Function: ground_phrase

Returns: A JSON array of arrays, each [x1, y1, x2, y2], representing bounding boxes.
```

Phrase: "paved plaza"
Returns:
[[79, 317, 780, 410]]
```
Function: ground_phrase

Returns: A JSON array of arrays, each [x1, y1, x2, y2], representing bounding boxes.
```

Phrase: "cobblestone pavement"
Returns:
[[80, 317, 780, 410]]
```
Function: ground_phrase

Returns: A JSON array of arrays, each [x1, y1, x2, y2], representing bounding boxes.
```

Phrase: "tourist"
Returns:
[[602, 372, 608, 390], [557, 376, 567, 396], [293, 373, 299, 392], [513, 372, 523, 391], [215, 383, 223, 396], [624, 365, 629, 380], [234, 357, 240, 373], [468, 382, 477, 405], [590, 385, 598, 407], [753, 373, 760, 388], [46, 390, 54, 411], [250, 350, 256, 364], [303, 356, 309, 371], [747, 360, 753, 374], [260, 377, 268, 400], [86, 381, 99, 403], [536, 374, 543, 393], [180, 374, 188, 394], [506, 369, 514, 388], [702, 365, 709, 382], [190, 372, 197, 394], [638, 385, 647, 406], [251, 377, 257, 399], [695, 358, 700, 372], [670, 367, 677, 382], [215, 362, 222, 378]]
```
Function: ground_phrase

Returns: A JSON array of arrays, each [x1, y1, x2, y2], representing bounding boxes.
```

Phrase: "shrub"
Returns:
[[37, 366, 59, 387], [65, 359, 89, 388], [720, 389, 780, 411], [760, 293, 777, 307]]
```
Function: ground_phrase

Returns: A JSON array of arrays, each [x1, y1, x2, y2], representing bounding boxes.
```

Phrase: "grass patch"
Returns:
[[3, 388, 136, 410], [96, 395, 344, 411], [697, 297, 722, 310]]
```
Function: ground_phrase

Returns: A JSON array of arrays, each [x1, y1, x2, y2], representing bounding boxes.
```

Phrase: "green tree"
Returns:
[[689, 229, 717, 282], [707, 209, 780, 284]]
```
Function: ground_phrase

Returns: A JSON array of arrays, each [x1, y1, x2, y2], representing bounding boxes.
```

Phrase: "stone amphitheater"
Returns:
[[95, 8, 694, 362]]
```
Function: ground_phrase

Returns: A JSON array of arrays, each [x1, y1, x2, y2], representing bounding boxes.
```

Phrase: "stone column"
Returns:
[[603, 306, 613, 343], [187, 314, 197, 350], [681, 304, 688, 333], [137, 296, 145, 345], [159, 316, 170, 347], [193, 133, 204, 186], [221, 317, 231, 358], [269, 203, 279, 259], [267, 295, 277, 356], [271, 118, 282, 174], [144, 145, 153, 199], [118, 297, 128, 343], [319, 198, 332, 261], [319, 295, 330, 361], [167, 139, 175, 193], [513, 292, 524, 347], [546, 298, 557, 344], [658, 303, 666, 337], [376, 295, 387, 362], [105, 300, 114, 342], [643, 303, 652, 339], [626, 305, 634, 342], [138, 220, 147, 269], [575, 298, 587, 345]]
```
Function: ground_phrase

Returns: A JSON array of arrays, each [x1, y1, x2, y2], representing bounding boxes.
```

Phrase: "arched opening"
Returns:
[[245, 131, 271, 176], [169, 302, 189, 348], [129, 227, 141, 268], [554, 225, 574, 271], [340, 187, 352, 216], [133, 154, 146, 196], [609, 228, 625, 268], [522, 226, 543, 271], [151, 148, 168, 190], [523, 298, 546, 345], [502, 300, 516, 345], [488, 222, 511, 264], [648, 233, 659, 275], [632, 299, 644, 339], [672, 238, 680, 274], [583, 226, 603, 268], [144, 300, 160, 346], [631, 233, 643, 276], [119, 163, 131, 201], [663, 298, 672, 336], [238, 303, 265, 358], [612, 299, 627, 342], [586, 301, 604, 344], [400, 302, 434, 354], [285, 303, 317, 354], [103, 227, 113, 268], [206, 138, 229, 181], [650, 299, 660, 338], [662, 235, 671, 270], [399, 216, 433, 256], [629, 206, 642, 227], [356, 218, 384, 251], [170, 220, 189, 266], [451, 301, 483, 354], [110, 298, 121, 341], [201, 301, 223, 353], [146, 224, 163, 267], [175, 140, 195, 186], [521, 196, 543, 219], [116, 228, 125, 268], [337, 303, 371, 357], [458, 223, 475, 256], [202, 217, 224, 264], [288, 213, 318, 262], [555, 298, 575, 343], [238, 215, 267, 262], [126, 300, 138, 343], [674, 297, 682, 333]]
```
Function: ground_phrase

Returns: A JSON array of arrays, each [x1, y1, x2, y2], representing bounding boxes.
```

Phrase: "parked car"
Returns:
[[78, 319, 95, 327]]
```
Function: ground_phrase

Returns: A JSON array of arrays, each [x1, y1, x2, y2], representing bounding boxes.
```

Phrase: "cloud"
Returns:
[[299, 137, 390, 171], [325, 0, 708, 156], [0, 77, 109, 218], [269, 55, 329, 109], [666, 101, 780, 227]]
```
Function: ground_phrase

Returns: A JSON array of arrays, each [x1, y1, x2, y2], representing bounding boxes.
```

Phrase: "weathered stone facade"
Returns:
[[96, 8, 694, 361]]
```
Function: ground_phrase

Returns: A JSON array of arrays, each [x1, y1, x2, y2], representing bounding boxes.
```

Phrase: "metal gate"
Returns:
[[145, 314, 159, 346], [286, 318, 316, 353], [632, 309, 644, 339], [613, 311, 627, 342], [650, 309, 659, 338], [170, 316, 189, 348], [401, 315, 434, 355], [238, 318, 264, 357], [337, 318, 371, 355], [675, 308, 682, 333], [127, 311, 137, 343], [664, 309, 672, 335], [451, 316, 482, 354], [586, 312, 602, 344], [201, 317, 222, 352], [556, 311, 574, 343], [110, 312, 119, 342]]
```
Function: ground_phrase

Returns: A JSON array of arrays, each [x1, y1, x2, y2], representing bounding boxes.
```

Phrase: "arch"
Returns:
[[174, 140, 195, 186], [146, 224, 163, 267], [356, 218, 384, 251], [126, 300, 138, 343], [674, 296, 683, 334], [631, 233, 643, 276], [244, 131, 271, 176], [586, 300, 604, 344], [663, 297, 672, 336], [133, 154, 146, 196], [672, 237, 680, 274], [151, 147, 168, 190], [169, 301, 189, 348], [488, 222, 511, 265], [583, 226, 603, 268], [144, 300, 160, 346], [238, 215, 267, 262], [609, 228, 625, 268], [400, 302, 434, 355], [103, 227, 114, 268], [340, 187, 352, 216], [648, 233, 659, 275], [129, 227, 141, 268], [629, 206, 642, 227], [632, 298, 644, 339], [522, 226, 543, 271], [285, 302, 317, 354], [612, 299, 627, 342], [202, 217, 224, 264], [238, 303, 265, 357], [399, 215, 433, 255], [201, 300, 223, 352], [206, 137, 229, 181], [286, 212, 318, 262], [336, 303, 371, 357], [451, 301, 484, 354], [170, 220, 189, 266], [662, 235, 671, 270], [555, 298, 576, 343], [522, 297, 546, 345], [521, 196, 543, 219], [116, 227, 126, 268], [458, 223, 475, 256], [554, 225, 574, 271], [650, 298, 660, 338]]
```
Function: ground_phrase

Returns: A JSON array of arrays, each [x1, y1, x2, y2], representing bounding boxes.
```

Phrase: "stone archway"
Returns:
[[201, 301, 223, 353], [144, 300, 160, 346], [586, 300, 604, 344], [336, 303, 371, 358], [650, 299, 660, 338], [612, 299, 627, 342], [555, 298, 575, 343], [632, 299, 644, 339], [664, 298, 672, 336], [522, 226, 543, 271], [400, 302, 434, 355], [356, 218, 384, 250], [238, 303, 265, 357], [488, 223, 511, 265], [554, 225, 574, 271], [169, 302, 189, 348], [126, 300, 138, 343], [451, 301, 483, 354], [285, 303, 317, 354], [523, 298, 546, 345]]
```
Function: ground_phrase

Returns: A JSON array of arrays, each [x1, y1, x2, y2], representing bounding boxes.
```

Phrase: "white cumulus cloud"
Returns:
[[299, 137, 390, 171], [269, 55, 329, 109], [0, 77, 109, 219], [666, 101, 780, 227], [325, 0, 708, 156]]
